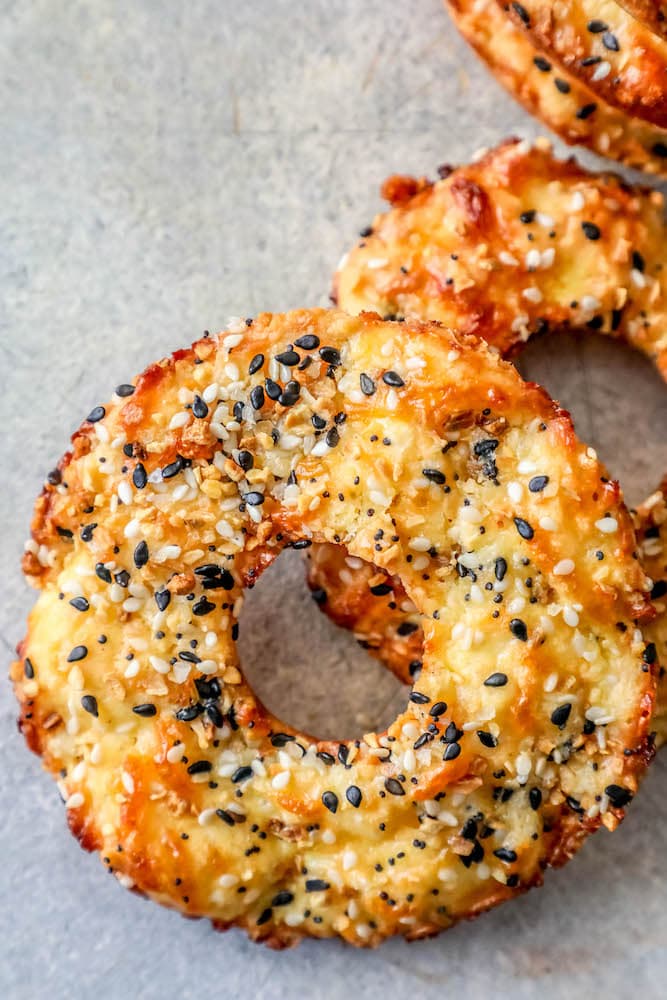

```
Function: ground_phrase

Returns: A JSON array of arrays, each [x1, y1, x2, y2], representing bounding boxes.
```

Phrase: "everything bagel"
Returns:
[[312, 139, 667, 745], [12, 309, 654, 946], [446, 0, 667, 175], [502, 0, 667, 129]]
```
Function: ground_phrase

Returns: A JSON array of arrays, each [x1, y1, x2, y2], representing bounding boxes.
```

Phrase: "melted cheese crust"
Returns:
[[503, 0, 667, 129], [321, 139, 667, 746], [446, 0, 667, 175], [13, 309, 653, 947]]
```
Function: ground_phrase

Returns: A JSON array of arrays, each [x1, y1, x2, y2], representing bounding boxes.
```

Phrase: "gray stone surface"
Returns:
[[1, 1, 666, 997]]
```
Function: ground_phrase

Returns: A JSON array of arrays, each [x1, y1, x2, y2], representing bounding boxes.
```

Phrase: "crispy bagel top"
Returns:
[[446, 0, 667, 175], [504, 0, 667, 128], [617, 1, 667, 40], [13, 309, 654, 947], [334, 137, 667, 376]]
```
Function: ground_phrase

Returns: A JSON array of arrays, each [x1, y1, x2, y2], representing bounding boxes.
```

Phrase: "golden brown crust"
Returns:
[[13, 309, 653, 946], [446, 0, 667, 175], [318, 139, 667, 749], [618, 1, 667, 39], [334, 137, 667, 377], [503, 0, 667, 128], [633, 479, 667, 748]]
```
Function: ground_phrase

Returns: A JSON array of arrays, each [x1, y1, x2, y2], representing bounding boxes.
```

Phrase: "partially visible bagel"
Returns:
[[316, 138, 667, 744], [446, 0, 667, 175], [334, 138, 667, 376], [502, 0, 667, 129], [12, 309, 654, 946], [617, 1, 667, 40]]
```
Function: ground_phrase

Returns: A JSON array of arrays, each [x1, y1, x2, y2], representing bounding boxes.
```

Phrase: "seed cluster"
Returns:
[[447, 0, 667, 177]]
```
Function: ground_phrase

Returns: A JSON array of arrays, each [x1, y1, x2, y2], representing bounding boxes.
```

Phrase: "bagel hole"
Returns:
[[516, 329, 667, 507], [238, 549, 411, 740]]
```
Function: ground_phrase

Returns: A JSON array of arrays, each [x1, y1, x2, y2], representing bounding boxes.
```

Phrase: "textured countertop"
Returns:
[[1, 1, 666, 997]]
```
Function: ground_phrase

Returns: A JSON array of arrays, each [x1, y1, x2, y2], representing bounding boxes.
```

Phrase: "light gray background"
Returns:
[[1, 1, 666, 997]]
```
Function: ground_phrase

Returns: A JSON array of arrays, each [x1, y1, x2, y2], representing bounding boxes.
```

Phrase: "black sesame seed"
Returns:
[[272, 890, 294, 906], [155, 589, 171, 612], [295, 334, 320, 350], [495, 556, 507, 581], [520, 210, 536, 224], [176, 704, 203, 722], [162, 457, 184, 479], [370, 582, 392, 596], [382, 370, 404, 387], [429, 701, 447, 717], [250, 385, 265, 410], [133, 703, 157, 717], [605, 784, 632, 808], [652, 142, 667, 158], [422, 468, 446, 484], [264, 378, 281, 400], [554, 78, 571, 94], [231, 766, 253, 783], [87, 406, 105, 423], [322, 791, 338, 814], [409, 691, 431, 705], [192, 596, 216, 616], [384, 777, 405, 796], [305, 879, 330, 892], [576, 103, 597, 119], [68, 645, 88, 663], [477, 730, 498, 748], [319, 346, 340, 365], [81, 694, 98, 716], [114, 570, 130, 587], [325, 426, 340, 448], [511, 2, 530, 25], [346, 786, 362, 808], [514, 517, 534, 540], [494, 847, 517, 863], [360, 373, 376, 395], [116, 383, 135, 397], [443, 742, 461, 761], [187, 760, 212, 774], [528, 475, 549, 492], [484, 672, 508, 687], [131, 464, 147, 491], [602, 31, 619, 50], [248, 353, 264, 375], [274, 349, 299, 367], [651, 580, 667, 600], [243, 491, 265, 507], [582, 221, 601, 241], [550, 703, 572, 729], [95, 563, 112, 584], [24, 658, 35, 679], [509, 618, 528, 641], [529, 787, 542, 810], [133, 540, 149, 568], [317, 751, 335, 766], [643, 642, 657, 664], [311, 413, 326, 430], [533, 55, 551, 71], [69, 596, 90, 612]]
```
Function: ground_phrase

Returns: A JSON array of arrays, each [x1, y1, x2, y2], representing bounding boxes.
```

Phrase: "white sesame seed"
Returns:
[[539, 516, 558, 531], [553, 558, 575, 576], [535, 211, 554, 228], [342, 850, 357, 871], [499, 251, 519, 266], [118, 480, 133, 506], [581, 294, 601, 312], [507, 481, 523, 503], [595, 516, 618, 533], [149, 655, 171, 675], [563, 606, 579, 627], [570, 191, 585, 212], [522, 286, 543, 303], [154, 545, 182, 562], [271, 771, 290, 790], [121, 771, 135, 795], [591, 61, 611, 81], [169, 411, 190, 430]]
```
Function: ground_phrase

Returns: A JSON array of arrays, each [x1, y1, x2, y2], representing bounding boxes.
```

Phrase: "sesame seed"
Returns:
[[484, 672, 508, 687]]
